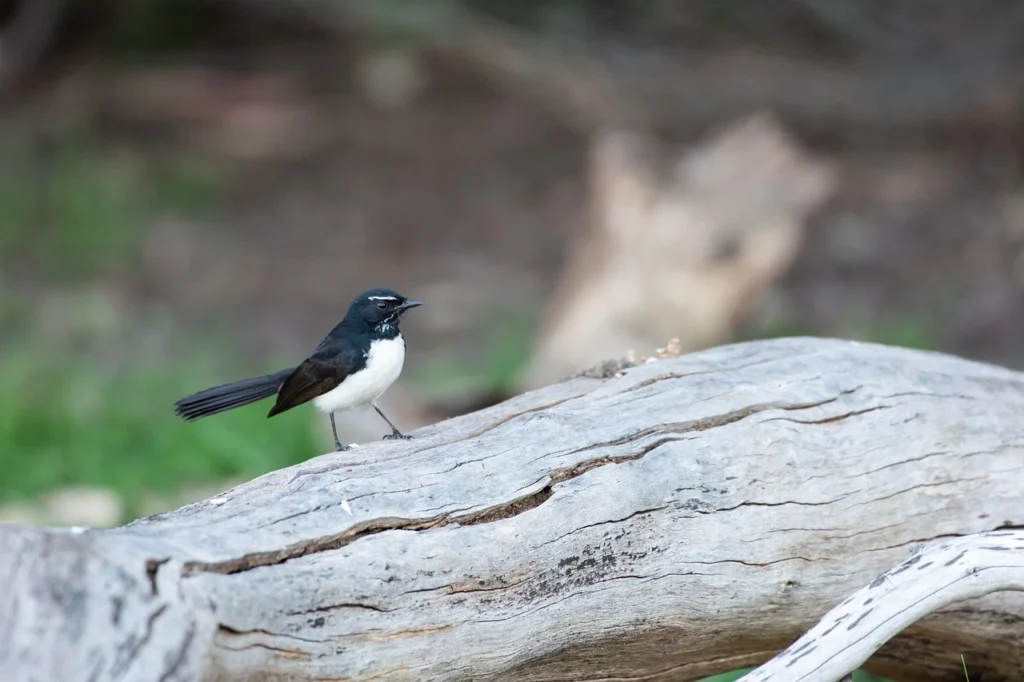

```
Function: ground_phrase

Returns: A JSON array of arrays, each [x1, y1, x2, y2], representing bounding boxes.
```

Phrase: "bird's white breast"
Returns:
[[312, 336, 406, 414]]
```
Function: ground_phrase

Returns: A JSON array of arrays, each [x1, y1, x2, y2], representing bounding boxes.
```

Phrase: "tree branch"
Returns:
[[744, 530, 1024, 681]]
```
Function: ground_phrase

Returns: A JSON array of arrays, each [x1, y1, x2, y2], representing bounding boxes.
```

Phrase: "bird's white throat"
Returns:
[[312, 336, 406, 414]]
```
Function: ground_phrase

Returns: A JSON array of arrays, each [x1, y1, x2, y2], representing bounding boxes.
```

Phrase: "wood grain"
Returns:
[[2, 337, 1023, 681]]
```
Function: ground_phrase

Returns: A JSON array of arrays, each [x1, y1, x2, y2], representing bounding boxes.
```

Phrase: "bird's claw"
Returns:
[[383, 432, 413, 441]]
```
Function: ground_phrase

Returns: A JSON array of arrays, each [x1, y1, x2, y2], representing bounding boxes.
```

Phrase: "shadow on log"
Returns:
[[2, 337, 1024, 681]]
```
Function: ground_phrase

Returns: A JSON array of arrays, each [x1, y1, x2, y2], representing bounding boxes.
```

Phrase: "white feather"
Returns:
[[312, 336, 406, 414]]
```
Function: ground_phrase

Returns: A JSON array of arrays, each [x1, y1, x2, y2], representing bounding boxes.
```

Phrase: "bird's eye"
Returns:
[[377, 302, 387, 310]]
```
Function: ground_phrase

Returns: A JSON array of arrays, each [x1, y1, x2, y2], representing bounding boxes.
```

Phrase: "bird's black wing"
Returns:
[[266, 336, 359, 417]]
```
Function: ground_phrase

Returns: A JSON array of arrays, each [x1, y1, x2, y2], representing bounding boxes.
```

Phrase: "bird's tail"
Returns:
[[174, 368, 295, 421]]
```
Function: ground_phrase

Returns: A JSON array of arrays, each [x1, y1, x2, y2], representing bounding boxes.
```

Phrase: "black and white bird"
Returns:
[[174, 288, 422, 451]]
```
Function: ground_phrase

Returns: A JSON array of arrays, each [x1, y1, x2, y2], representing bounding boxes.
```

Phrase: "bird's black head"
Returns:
[[346, 288, 422, 335]]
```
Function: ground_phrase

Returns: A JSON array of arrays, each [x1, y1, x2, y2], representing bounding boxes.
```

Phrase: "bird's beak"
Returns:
[[397, 300, 422, 311]]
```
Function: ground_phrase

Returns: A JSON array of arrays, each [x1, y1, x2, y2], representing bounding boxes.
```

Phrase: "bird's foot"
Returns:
[[334, 441, 350, 452], [383, 431, 413, 441]]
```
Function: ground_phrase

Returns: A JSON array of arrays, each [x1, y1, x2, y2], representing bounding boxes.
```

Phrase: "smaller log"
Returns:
[[745, 530, 1024, 682]]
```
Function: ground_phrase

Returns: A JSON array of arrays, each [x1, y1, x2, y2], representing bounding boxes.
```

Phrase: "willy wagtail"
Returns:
[[174, 288, 422, 451]]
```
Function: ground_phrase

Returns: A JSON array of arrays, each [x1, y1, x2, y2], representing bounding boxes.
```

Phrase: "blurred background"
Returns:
[[1, 0, 1023, 552], [4, 2, 1021, 679]]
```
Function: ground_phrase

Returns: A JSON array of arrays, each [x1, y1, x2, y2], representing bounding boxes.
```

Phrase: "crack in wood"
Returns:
[[615, 355, 801, 396], [548, 395, 854, 464], [285, 601, 392, 615], [145, 557, 169, 597], [215, 635, 313, 657], [443, 576, 531, 595], [702, 495, 855, 516], [215, 624, 335, 658], [181, 395, 861, 577], [181, 516, 448, 576], [463, 392, 590, 440], [454, 487, 554, 526], [760, 404, 892, 425], [111, 603, 168, 679], [536, 506, 670, 550]]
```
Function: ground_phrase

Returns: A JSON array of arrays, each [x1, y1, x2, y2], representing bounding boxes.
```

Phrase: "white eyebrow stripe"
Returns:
[[367, 295, 398, 301]]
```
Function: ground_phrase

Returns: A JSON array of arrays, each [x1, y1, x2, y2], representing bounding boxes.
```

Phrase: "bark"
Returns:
[[2, 337, 1024, 682]]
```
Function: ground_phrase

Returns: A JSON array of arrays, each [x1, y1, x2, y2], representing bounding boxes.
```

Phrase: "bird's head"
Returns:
[[348, 288, 422, 332]]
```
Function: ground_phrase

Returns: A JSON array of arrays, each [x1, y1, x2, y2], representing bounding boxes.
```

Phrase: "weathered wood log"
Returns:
[[3, 337, 1024, 682]]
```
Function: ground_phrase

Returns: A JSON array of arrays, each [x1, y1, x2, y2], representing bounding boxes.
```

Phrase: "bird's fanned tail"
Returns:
[[174, 368, 295, 420]]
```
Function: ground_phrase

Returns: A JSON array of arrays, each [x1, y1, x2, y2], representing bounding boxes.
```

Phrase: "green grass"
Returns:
[[412, 307, 535, 400], [845, 311, 936, 351], [697, 670, 752, 682], [696, 671, 891, 682], [739, 311, 937, 355], [0, 125, 247, 523], [0, 298, 325, 523], [0, 127, 222, 278]]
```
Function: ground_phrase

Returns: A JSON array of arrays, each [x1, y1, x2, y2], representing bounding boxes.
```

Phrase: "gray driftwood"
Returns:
[[2, 337, 1024, 682]]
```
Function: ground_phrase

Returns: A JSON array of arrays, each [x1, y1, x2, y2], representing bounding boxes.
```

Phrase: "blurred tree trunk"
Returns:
[[0, 0, 66, 91], [518, 113, 837, 389]]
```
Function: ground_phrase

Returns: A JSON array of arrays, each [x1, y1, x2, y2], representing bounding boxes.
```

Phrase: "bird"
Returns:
[[174, 288, 422, 451]]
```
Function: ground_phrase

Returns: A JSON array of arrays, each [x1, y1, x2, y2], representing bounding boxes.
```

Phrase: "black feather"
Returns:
[[267, 358, 349, 418], [174, 368, 294, 421]]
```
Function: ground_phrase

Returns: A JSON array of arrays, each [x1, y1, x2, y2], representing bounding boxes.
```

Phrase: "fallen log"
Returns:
[[2, 336, 1024, 682]]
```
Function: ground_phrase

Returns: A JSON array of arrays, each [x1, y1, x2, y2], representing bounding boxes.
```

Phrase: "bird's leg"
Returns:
[[374, 403, 412, 440], [329, 412, 348, 451]]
